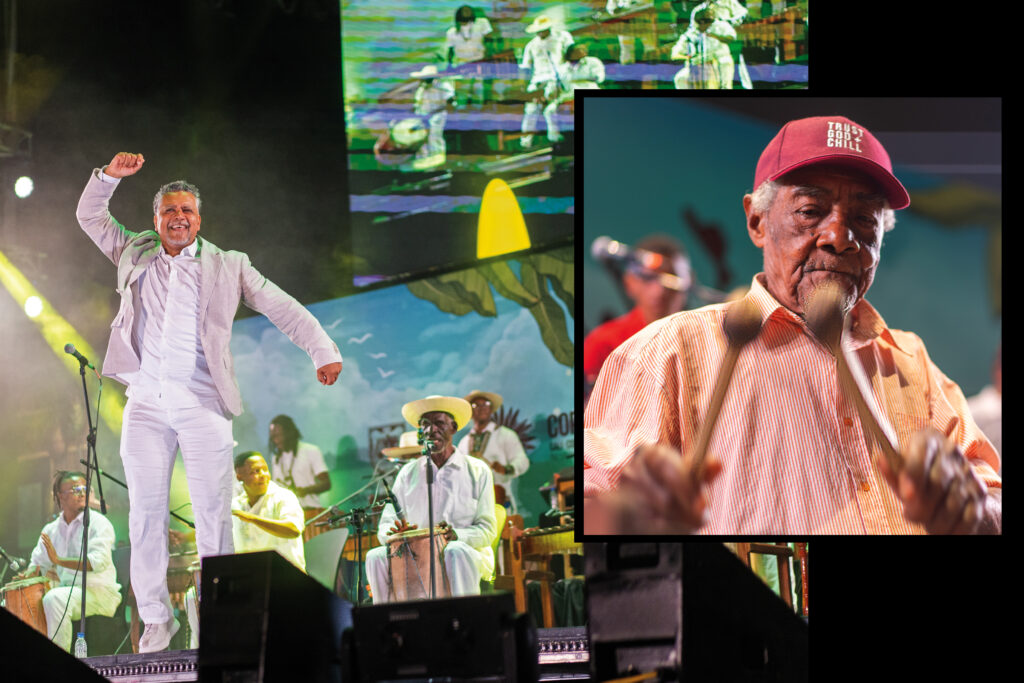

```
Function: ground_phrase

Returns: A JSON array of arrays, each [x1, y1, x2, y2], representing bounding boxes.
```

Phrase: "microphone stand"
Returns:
[[419, 430, 438, 600], [72, 357, 104, 644]]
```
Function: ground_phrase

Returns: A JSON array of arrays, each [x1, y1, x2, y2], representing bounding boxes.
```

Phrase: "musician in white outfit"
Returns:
[[457, 390, 531, 515], [519, 15, 574, 148], [366, 396, 497, 603], [671, 7, 737, 89], [16, 471, 121, 653]]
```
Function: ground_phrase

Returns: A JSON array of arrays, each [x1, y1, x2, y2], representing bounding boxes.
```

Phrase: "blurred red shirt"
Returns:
[[584, 307, 646, 384]]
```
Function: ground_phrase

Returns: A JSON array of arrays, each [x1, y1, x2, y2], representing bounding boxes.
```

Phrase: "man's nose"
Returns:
[[817, 209, 860, 253]]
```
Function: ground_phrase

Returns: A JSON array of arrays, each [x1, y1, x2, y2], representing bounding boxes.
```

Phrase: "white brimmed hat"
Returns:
[[381, 430, 423, 459], [525, 15, 554, 33], [410, 64, 441, 79], [464, 390, 503, 412], [402, 395, 473, 431]]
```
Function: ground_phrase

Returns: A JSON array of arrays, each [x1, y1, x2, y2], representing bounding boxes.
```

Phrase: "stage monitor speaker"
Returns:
[[585, 543, 809, 683], [349, 592, 538, 683], [197, 550, 353, 683], [0, 606, 108, 681]]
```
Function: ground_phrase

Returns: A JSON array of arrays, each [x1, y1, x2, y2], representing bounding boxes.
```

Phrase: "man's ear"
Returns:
[[744, 194, 767, 249]]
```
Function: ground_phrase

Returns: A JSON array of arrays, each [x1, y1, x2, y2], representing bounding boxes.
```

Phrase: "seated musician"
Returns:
[[366, 395, 497, 603], [457, 390, 530, 515], [13, 471, 121, 652], [584, 115, 1002, 535], [179, 451, 305, 646]]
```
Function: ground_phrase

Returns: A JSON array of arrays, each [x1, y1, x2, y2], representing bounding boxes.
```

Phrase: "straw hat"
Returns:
[[525, 15, 554, 34], [401, 395, 473, 431], [463, 390, 503, 413], [410, 64, 441, 79], [381, 430, 423, 459]]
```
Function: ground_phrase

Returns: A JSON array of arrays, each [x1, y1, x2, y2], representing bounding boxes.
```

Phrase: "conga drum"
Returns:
[[386, 527, 451, 601], [1, 577, 52, 635]]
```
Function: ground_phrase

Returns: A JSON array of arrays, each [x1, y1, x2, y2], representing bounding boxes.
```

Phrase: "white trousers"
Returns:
[[522, 81, 561, 141], [120, 396, 235, 624], [42, 586, 113, 652], [365, 540, 482, 604]]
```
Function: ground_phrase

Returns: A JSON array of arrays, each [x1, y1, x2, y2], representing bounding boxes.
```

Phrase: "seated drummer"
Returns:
[[14, 471, 121, 652], [178, 451, 305, 647], [366, 395, 497, 603]]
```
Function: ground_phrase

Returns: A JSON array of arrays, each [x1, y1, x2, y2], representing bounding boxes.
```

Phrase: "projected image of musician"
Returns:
[[457, 390, 530, 515], [11, 471, 121, 652], [365, 396, 497, 603]]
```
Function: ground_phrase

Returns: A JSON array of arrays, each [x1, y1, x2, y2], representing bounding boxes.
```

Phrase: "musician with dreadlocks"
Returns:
[[13, 471, 121, 652]]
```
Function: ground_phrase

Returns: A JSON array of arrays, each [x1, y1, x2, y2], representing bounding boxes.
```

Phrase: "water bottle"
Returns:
[[74, 632, 87, 658]]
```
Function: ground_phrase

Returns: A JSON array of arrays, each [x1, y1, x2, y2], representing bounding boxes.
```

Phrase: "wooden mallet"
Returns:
[[690, 296, 764, 478], [804, 281, 904, 472]]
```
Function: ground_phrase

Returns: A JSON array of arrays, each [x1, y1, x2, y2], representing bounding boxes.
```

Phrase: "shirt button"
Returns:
[[843, 418, 854, 427], [860, 481, 870, 492]]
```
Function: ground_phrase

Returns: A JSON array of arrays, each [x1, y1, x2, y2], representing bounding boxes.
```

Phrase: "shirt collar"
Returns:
[[160, 238, 199, 260], [58, 510, 85, 529], [423, 447, 466, 472], [748, 273, 911, 355]]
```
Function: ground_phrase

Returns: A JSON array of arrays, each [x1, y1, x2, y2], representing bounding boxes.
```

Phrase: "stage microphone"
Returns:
[[63, 343, 95, 369], [381, 476, 407, 523], [591, 236, 693, 293], [0, 545, 24, 571]]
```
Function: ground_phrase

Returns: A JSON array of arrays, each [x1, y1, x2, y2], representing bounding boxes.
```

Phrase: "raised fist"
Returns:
[[105, 152, 145, 178]]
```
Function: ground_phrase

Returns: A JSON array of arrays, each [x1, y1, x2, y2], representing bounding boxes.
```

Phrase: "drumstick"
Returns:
[[690, 296, 763, 478], [804, 282, 904, 472]]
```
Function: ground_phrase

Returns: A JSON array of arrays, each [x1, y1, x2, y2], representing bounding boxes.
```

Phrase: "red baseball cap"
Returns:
[[754, 115, 910, 210]]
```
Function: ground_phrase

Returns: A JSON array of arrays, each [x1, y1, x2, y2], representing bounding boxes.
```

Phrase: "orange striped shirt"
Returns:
[[583, 274, 1002, 534]]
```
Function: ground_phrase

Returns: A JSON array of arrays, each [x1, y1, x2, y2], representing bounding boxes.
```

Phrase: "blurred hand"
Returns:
[[41, 533, 58, 564], [105, 152, 145, 178], [604, 443, 723, 534], [877, 427, 988, 534]]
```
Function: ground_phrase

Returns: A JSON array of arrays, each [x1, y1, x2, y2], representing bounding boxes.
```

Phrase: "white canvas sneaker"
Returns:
[[139, 616, 180, 653]]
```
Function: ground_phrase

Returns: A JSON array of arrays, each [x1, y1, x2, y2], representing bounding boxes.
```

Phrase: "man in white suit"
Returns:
[[75, 152, 343, 652]]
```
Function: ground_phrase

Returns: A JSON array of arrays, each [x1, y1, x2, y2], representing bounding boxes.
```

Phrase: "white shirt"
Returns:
[[271, 441, 328, 508], [445, 17, 493, 64], [378, 449, 497, 576], [457, 422, 530, 490], [521, 30, 575, 88], [28, 510, 122, 611], [414, 79, 455, 117], [232, 481, 306, 572], [99, 169, 221, 411], [672, 20, 736, 64], [560, 56, 606, 90], [692, 0, 748, 25]]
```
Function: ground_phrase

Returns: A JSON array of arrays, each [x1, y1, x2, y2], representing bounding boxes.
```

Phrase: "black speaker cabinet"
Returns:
[[586, 543, 809, 683], [197, 550, 353, 683], [349, 592, 537, 683], [0, 607, 107, 681]]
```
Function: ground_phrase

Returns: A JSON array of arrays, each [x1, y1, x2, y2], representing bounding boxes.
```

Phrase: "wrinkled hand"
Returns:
[[604, 444, 723, 534], [317, 361, 342, 386], [41, 533, 58, 564], [877, 426, 988, 534], [105, 152, 145, 178], [437, 521, 457, 542]]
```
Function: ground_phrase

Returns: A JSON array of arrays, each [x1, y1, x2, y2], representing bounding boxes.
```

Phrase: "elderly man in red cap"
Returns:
[[584, 115, 1002, 535], [365, 396, 497, 602]]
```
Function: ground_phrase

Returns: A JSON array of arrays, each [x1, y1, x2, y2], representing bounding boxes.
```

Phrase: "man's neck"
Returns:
[[63, 509, 81, 524], [246, 487, 266, 507], [472, 419, 490, 432], [430, 445, 455, 469]]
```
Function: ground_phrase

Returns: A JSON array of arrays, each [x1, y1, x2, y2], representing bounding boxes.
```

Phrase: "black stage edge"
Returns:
[[0, 606, 108, 681], [586, 543, 809, 683]]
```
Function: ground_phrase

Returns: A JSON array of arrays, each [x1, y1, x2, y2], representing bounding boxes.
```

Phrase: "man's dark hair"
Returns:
[[269, 415, 302, 455], [52, 470, 86, 507], [455, 5, 475, 25], [234, 451, 263, 470]]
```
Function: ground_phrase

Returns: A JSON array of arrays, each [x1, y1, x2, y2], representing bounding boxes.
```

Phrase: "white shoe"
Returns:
[[139, 616, 180, 653]]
